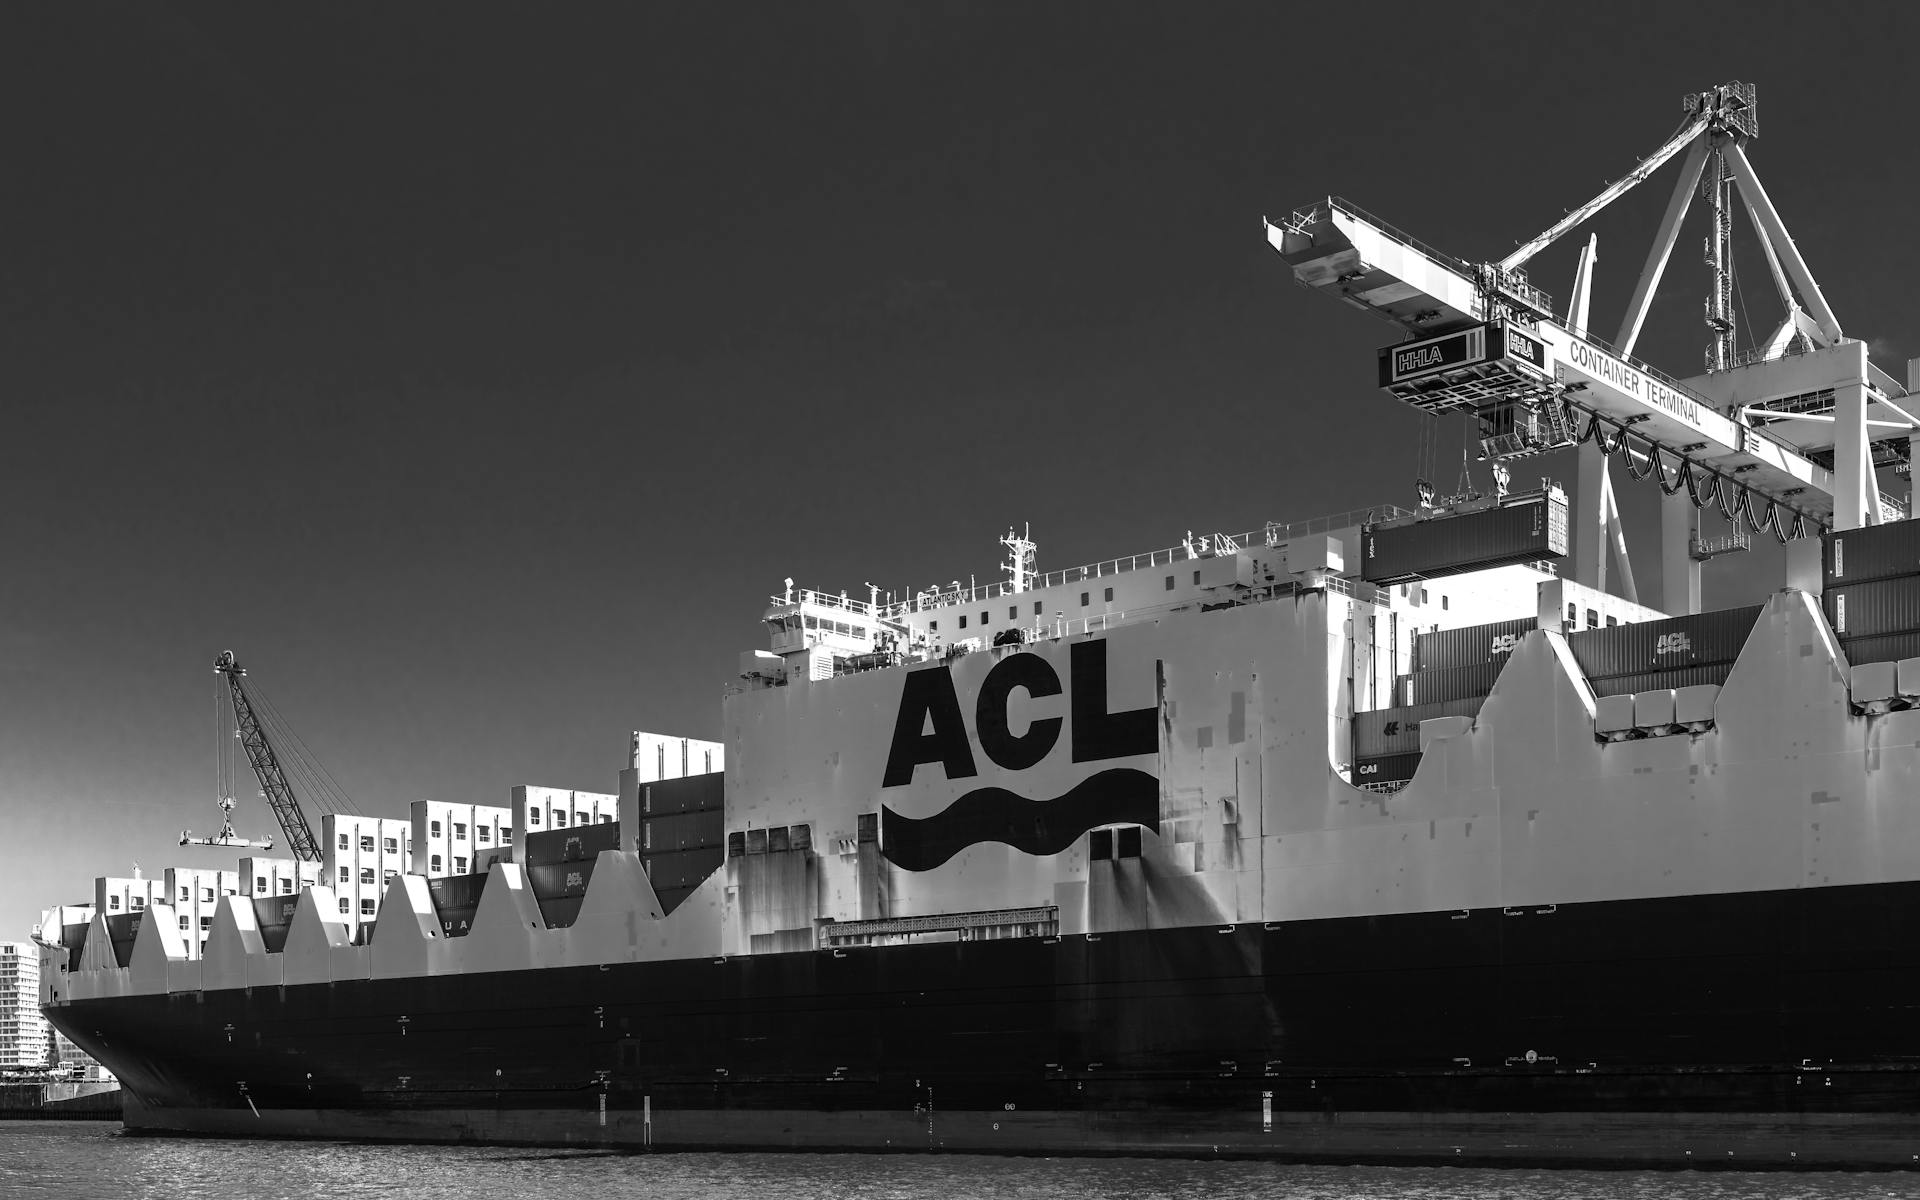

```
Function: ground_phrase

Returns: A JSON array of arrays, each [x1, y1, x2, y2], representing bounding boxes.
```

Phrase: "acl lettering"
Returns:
[[882, 640, 1155, 787], [1655, 632, 1692, 656]]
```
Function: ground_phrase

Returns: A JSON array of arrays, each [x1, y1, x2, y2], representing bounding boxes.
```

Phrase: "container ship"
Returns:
[[35, 82, 1920, 1167]]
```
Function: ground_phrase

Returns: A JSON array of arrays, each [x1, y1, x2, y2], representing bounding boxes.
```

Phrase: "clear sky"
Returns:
[[6, 3, 1919, 936]]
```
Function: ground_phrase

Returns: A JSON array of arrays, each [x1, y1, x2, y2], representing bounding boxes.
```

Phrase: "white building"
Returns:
[[510, 786, 618, 844], [321, 814, 411, 940], [162, 867, 242, 959], [237, 856, 322, 900], [410, 801, 512, 878], [93, 871, 166, 919], [0, 943, 47, 1069], [630, 731, 724, 782]]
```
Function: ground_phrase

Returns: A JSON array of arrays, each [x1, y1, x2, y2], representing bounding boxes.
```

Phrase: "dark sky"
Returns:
[[6, 3, 1918, 934]]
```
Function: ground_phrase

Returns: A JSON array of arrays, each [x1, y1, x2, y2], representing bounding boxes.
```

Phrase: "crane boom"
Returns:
[[215, 650, 323, 863]]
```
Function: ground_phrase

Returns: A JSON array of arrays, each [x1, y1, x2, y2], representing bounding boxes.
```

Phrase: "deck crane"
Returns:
[[1267, 82, 1920, 615], [179, 651, 325, 863]]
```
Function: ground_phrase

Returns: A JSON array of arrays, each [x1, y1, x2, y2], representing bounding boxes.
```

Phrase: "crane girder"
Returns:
[[216, 651, 323, 864]]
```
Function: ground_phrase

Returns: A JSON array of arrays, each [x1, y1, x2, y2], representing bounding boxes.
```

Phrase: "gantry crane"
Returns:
[[180, 651, 324, 863], [1267, 82, 1920, 615]]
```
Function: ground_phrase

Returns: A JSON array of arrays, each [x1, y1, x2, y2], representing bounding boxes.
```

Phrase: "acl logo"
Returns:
[[878, 640, 1160, 871], [1654, 632, 1692, 656], [1489, 633, 1521, 656]]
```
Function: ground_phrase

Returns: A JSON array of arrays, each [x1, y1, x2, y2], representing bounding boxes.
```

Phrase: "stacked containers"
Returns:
[[639, 773, 725, 916], [1353, 617, 1534, 786], [523, 822, 620, 929], [425, 872, 487, 938], [1565, 605, 1762, 695], [1824, 521, 1920, 665]]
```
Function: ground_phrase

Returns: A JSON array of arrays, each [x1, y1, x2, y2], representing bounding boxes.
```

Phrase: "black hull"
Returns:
[[50, 880, 1920, 1167]]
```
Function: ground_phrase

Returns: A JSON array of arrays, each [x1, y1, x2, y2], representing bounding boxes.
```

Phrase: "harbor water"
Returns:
[[1, 1122, 1913, 1200]]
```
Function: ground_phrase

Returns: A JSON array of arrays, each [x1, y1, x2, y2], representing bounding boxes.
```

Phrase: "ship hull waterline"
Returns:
[[51, 880, 1920, 1168]]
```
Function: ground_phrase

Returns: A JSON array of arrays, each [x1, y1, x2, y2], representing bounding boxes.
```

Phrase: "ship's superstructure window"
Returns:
[[178, 916, 189, 931], [502, 829, 514, 844], [178, 887, 189, 902], [1587, 608, 1599, 629], [554, 812, 568, 827], [959, 615, 967, 629], [454, 823, 467, 841], [430, 820, 442, 837], [528, 810, 541, 826], [337, 834, 348, 851], [130, 896, 144, 910], [1080, 592, 1089, 606], [929, 620, 938, 631], [1194, 571, 1201, 584], [199, 917, 211, 931], [1009, 605, 1018, 619], [360, 900, 375, 916], [454, 857, 467, 874], [338, 899, 349, 915], [359, 836, 374, 853], [278, 880, 292, 894], [1104, 587, 1114, 602], [107, 896, 120, 911], [1034, 601, 1043, 615], [477, 827, 491, 844], [430, 855, 443, 873], [981, 610, 989, 625], [384, 838, 398, 854], [1165, 575, 1174, 590], [255, 876, 266, 894], [338, 867, 349, 884], [359, 868, 374, 885]]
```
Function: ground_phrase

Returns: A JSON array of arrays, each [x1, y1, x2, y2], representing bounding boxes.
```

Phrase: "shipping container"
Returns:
[[640, 771, 725, 816], [435, 905, 477, 939], [1585, 663, 1734, 698], [1351, 697, 1483, 758], [1414, 617, 1537, 672], [523, 819, 622, 867], [251, 896, 300, 953], [104, 913, 143, 968], [527, 859, 597, 901], [536, 894, 584, 929], [1825, 519, 1920, 587], [426, 871, 488, 911], [1567, 605, 1762, 679], [1396, 662, 1504, 706], [1351, 752, 1421, 788], [641, 809, 725, 853], [1359, 491, 1569, 584], [642, 846, 724, 893], [654, 884, 700, 918], [1825, 576, 1920, 639], [1839, 631, 1920, 668]]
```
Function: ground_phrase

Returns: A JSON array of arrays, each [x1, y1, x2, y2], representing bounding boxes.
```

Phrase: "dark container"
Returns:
[[435, 905, 477, 938], [527, 859, 596, 901], [1566, 605, 1763, 679], [523, 819, 621, 867], [1586, 663, 1734, 698], [1414, 617, 1537, 672], [1396, 662, 1504, 706], [642, 846, 724, 892], [1825, 577, 1920, 639], [654, 884, 700, 918], [641, 809, 725, 853], [1839, 631, 1920, 667], [640, 771, 725, 816], [1360, 492, 1569, 585], [104, 913, 143, 967], [251, 895, 300, 953], [1351, 698, 1483, 758], [62, 922, 89, 973], [427, 871, 488, 912], [1351, 752, 1421, 788], [536, 894, 584, 929], [1825, 519, 1920, 587]]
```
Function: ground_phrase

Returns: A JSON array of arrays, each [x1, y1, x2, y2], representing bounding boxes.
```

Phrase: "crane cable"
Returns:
[[1558, 395, 1813, 543]]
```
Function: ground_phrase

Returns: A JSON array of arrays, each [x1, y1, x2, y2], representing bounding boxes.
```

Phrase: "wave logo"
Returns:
[[1655, 632, 1692, 656], [879, 640, 1158, 872]]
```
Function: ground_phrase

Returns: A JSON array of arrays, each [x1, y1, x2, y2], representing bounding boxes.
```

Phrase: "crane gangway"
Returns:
[[1268, 197, 1834, 524]]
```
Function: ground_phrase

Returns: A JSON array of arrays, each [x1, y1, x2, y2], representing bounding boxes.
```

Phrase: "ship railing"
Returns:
[[768, 588, 879, 617], [871, 503, 1414, 620]]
